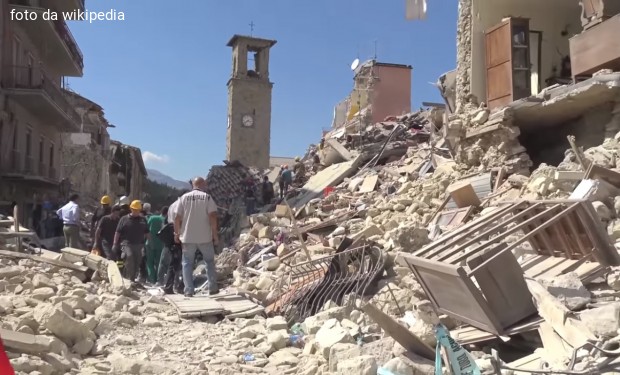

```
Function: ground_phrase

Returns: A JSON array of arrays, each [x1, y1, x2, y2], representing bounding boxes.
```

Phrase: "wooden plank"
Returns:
[[586, 164, 620, 188], [362, 303, 435, 361], [441, 203, 558, 263], [465, 203, 581, 272], [525, 279, 596, 347], [411, 202, 523, 258]]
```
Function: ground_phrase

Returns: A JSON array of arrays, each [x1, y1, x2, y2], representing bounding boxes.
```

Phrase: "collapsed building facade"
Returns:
[[108, 140, 146, 202], [0, 0, 85, 226], [6, 2, 620, 375], [452, 0, 620, 173], [60, 91, 113, 205]]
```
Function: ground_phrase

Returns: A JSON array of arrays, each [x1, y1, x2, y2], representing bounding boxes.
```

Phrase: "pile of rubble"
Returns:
[[8, 104, 620, 374]]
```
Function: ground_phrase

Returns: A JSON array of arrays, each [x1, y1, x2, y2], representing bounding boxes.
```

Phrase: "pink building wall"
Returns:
[[371, 64, 412, 124]]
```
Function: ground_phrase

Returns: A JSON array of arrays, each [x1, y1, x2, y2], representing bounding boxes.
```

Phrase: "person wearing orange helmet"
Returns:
[[91, 195, 112, 242]]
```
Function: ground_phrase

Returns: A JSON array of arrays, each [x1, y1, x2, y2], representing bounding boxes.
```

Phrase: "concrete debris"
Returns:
[[6, 35, 620, 375]]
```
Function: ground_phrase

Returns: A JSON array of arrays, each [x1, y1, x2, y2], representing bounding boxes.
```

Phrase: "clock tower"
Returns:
[[226, 34, 277, 169]]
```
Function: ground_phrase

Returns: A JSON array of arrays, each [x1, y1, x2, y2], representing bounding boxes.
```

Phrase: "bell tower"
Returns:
[[226, 34, 277, 169]]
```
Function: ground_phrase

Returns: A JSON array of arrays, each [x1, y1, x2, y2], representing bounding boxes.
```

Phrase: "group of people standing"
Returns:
[[56, 177, 220, 298]]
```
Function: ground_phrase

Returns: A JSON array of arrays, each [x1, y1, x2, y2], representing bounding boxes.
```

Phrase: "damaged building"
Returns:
[[0, 0, 85, 226], [332, 59, 412, 131], [108, 140, 147, 202], [60, 91, 112, 204], [453, 0, 620, 172]]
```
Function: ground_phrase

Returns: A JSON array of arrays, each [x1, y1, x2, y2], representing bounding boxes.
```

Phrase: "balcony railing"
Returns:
[[51, 12, 84, 70], [9, 0, 84, 71], [3, 65, 81, 125]]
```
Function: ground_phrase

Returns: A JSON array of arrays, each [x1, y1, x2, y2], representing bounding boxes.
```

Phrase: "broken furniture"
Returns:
[[570, 13, 620, 79], [447, 182, 481, 208], [266, 244, 384, 324], [398, 200, 620, 335], [485, 17, 532, 110], [580, 0, 620, 30]]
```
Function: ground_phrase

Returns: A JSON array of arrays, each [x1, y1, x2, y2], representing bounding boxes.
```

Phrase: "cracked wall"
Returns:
[[456, 0, 473, 112]]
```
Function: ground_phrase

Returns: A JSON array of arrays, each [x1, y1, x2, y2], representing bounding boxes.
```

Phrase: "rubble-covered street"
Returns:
[[5, 0, 620, 374]]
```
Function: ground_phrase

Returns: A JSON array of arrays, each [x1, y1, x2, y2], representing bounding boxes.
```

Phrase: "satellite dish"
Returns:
[[351, 58, 360, 71]]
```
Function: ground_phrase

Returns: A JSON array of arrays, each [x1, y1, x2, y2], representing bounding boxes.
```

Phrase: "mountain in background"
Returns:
[[146, 169, 190, 190]]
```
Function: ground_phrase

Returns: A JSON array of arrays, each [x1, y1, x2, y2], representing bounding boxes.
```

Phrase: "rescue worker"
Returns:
[[91, 195, 112, 241], [293, 156, 306, 184], [92, 205, 121, 260], [174, 177, 219, 297], [145, 205, 165, 284], [113, 200, 149, 281], [118, 196, 130, 217], [277, 165, 285, 199], [57, 194, 81, 249], [137, 203, 153, 283], [280, 165, 293, 198], [157, 192, 187, 292], [261, 176, 274, 205]]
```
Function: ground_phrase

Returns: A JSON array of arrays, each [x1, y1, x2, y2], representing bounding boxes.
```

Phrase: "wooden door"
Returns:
[[486, 20, 513, 110]]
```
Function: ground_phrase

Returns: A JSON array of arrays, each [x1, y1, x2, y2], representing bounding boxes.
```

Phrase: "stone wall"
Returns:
[[455, 0, 474, 112], [60, 143, 109, 203]]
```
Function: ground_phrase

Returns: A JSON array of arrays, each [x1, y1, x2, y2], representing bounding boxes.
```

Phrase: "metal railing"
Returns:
[[3, 65, 80, 126], [9, 0, 83, 70], [51, 12, 84, 70]]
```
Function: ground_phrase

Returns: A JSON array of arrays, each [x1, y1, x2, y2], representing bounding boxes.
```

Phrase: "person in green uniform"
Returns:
[[145, 207, 166, 284]]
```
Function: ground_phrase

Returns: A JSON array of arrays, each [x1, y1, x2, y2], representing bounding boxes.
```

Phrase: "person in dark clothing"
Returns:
[[277, 166, 285, 200], [261, 176, 274, 205], [31, 203, 42, 237], [93, 205, 121, 260], [157, 221, 184, 294], [113, 200, 149, 281], [244, 179, 256, 215], [137, 203, 153, 283], [280, 165, 293, 198], [91, 195, 112, 242]]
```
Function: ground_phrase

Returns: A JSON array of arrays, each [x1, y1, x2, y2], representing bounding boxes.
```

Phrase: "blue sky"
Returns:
[[67, 0, 458, 181]]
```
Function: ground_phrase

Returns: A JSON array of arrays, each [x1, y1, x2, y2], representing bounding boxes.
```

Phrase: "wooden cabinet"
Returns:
[[485, 18, 531, 111], [571, 14, 620, 78]]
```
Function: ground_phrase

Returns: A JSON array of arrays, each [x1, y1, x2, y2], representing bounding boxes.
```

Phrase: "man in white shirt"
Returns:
[[174, 178, 219, 297], [57, 194, 81, 249]]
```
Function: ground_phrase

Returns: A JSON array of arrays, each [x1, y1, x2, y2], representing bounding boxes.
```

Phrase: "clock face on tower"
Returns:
[[242, 114, 254, 127]]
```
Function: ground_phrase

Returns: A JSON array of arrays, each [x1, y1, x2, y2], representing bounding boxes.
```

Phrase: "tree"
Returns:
[[143, 179, 182, 211]]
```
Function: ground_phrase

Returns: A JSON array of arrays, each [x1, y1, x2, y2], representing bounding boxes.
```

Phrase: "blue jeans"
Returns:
[[181, 242, 218, 295]]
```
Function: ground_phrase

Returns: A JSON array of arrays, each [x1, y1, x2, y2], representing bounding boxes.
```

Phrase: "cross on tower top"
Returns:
[[249, 21, 255, 36]]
